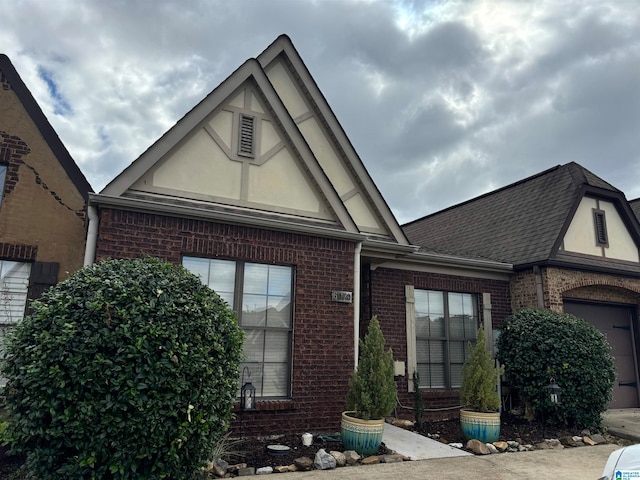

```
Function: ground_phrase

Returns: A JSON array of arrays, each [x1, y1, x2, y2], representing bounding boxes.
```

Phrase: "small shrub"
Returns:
[[496, 308, 615, 430], [460, 326, 501, 412], [413, 371, 424, 428], [346, 316, 397, 420], [1, 257, 244, 480]]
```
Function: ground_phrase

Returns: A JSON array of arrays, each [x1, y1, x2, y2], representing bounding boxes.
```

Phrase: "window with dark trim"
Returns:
[[593, 209, 608, 247], [0, 164, 7, 206], [414, 290, 478, 389], [238, 114, 255, 158], [183, 256, 293, 398]]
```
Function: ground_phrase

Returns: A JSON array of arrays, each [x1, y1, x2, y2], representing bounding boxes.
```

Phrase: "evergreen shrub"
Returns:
[[1, 257, 244, 479], [496, 308, 615, 430], [346, 316, 397, 420], [460, 325, 501, 412]]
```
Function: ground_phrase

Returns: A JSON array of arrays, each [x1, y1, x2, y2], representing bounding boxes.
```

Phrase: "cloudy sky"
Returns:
[[2, 0, 639, 223]]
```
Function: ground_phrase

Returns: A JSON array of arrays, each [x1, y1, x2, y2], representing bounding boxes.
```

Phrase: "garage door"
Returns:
[[564, 302, 639, 409]]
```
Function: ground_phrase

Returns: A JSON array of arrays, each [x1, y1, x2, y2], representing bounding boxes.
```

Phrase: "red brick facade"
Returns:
[[367, 267, 511, 420], [96, 207, 356, 436]]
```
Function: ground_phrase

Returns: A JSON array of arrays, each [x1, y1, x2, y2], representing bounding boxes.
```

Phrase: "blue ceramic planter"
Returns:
[[341, 411, 385, 456], [460, 409, 501, 443]]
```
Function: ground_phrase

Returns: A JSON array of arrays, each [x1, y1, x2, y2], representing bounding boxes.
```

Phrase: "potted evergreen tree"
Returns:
[[459, 325, 502, 443], [341, 316, 397, 456]]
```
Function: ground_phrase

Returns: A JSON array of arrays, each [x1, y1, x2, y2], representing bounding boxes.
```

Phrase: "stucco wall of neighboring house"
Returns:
[[95, 207, 356, 436], [0, 85, 86, 279], [367, 266, 511, 420]]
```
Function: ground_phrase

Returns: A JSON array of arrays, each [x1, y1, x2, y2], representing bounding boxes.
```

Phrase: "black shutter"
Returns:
[[26, 261, 59, 314]]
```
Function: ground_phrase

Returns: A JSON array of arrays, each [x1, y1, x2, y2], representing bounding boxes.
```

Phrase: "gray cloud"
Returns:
[[1, 0, 639, 223]]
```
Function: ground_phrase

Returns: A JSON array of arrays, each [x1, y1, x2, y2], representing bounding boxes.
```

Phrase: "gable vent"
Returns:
[[238, 114, 255, 157], [593, 209, 608, 246]]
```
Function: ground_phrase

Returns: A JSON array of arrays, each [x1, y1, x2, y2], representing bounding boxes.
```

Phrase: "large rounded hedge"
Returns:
[[496, 308, 615, 430], [1, 257, 244, 479]]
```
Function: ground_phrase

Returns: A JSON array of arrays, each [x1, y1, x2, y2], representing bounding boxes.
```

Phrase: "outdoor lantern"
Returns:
[[241, 367, 256, 411], [547, 378, 562, 405]]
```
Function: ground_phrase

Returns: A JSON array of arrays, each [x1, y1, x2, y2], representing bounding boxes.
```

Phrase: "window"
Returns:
[[0, 164, 7, 206], [593, 209, 608, 247], [0, 260, 32, 386], [238, 114, 255, 157], [414, 290, 478, 389], [183, 257, 293, 398], [0, 260, 31, 325]]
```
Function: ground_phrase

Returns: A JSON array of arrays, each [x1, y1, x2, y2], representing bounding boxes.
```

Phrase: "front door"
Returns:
[[564, 301, 639, 409]]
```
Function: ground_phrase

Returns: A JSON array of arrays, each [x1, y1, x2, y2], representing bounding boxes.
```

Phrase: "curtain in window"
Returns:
[[0, 261, 31, 324]]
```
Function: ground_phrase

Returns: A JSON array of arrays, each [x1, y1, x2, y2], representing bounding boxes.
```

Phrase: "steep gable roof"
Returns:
[[0, 54, 92, 200], [404, 162, 640, 273], [630, 198, 640, 223], [98, 35, 410, 249]]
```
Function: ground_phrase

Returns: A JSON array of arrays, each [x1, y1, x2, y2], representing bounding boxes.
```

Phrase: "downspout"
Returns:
[[533, 265, 545, 308], [83, 205, 99, 267], [354, 241, 362, 369]]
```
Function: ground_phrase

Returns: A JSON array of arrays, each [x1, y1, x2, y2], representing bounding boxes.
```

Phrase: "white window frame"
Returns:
[[406, 286, 487, 392], [183, 256, 293, 399]]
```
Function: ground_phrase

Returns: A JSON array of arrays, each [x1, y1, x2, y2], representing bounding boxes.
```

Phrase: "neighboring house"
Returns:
[[405, 162, 640, 409], [0, 55, 92, 343], [86, 35, 514, 435]]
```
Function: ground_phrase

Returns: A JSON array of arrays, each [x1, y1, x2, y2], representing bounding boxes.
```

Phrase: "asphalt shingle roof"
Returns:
[[403, 162, 627, 267]]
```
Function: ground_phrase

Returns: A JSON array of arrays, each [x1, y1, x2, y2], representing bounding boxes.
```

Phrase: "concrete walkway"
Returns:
[[382, 422, 471, 460]]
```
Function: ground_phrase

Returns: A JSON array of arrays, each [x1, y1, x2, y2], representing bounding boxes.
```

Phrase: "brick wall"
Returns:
[[544, 267, 640, 311], [96, 207, 356, 436], [367, 267, 511, 420]]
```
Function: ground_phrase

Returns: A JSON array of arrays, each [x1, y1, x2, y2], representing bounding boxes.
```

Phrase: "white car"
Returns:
[[599, 444, 640, 480]]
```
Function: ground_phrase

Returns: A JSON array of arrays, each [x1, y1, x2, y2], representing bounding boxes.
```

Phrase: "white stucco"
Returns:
[[209, 110, 233, 149], [563, 197, 639, 262], [265, 61, 308, 119], [152, 128, 242, 199], [345, 192, 382, 231], [247, 148, 321, 212], [260, 119, 280, 156], [298, 116, 353, 195]]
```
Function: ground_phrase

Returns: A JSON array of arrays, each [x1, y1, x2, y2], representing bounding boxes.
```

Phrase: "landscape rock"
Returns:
[[273, 465, 296, 473], [493, 441, 508, 452], [485, 443, 499, 454], [590, 434, 606, 444], [294, 456, 314, 471], [237, 467, 256, 476], [314, 449, 337, 470], [449, 443, 464, 449], [559, 435, 577, 447], [256, 466, 273, 475], [466, 439, 492, 455], [583, 436, 597, 446], [361, 455, 381, 465], [329, 451, 346, 467], [343, 450, 361, 465], [381, 454, 405, 463]]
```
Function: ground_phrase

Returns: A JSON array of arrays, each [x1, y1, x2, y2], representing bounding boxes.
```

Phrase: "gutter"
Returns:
[[353, 242, 362, 368], [83, 205, 99, 267]]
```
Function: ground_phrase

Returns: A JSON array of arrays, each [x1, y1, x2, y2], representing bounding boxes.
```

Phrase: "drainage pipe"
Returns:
[[353, 241, 362, 369], [83, 205, 99, 267]]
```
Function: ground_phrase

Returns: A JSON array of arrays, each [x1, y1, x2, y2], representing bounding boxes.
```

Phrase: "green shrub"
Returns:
[[496, 308, 615, 430], [346, 316, 397, 420], [1, 257, 244, 480], [460, 326, 501, 412]]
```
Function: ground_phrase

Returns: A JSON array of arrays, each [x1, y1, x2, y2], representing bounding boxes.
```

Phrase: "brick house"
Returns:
[[405, 163, 640, 409], [86, 35, 514, 435], [0, 55, 92, 346]]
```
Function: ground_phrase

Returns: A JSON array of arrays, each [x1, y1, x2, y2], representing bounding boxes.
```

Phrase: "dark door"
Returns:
[[564, 301, 639, 409]]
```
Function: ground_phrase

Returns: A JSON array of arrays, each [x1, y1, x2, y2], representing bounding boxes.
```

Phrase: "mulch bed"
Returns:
[[0, 414, 620, 477]]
